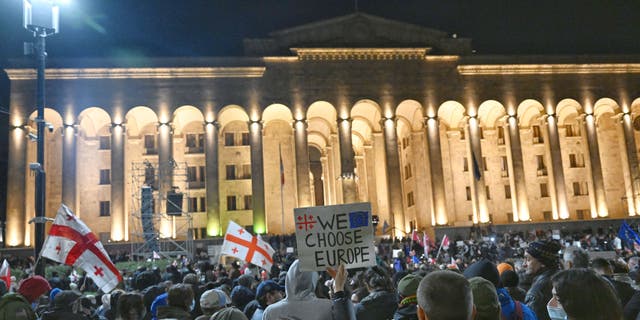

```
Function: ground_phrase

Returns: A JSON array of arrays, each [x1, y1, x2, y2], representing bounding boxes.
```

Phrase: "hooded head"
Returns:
[[284, 259, 318, 301], [463, 259, 500, 287]]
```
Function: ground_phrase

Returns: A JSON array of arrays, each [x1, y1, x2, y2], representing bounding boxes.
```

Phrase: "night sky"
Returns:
[[2, 0, 640, 62]]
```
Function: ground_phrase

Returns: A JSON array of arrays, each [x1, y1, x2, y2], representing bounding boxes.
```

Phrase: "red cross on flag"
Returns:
[[41, 205, 122, 292], [221, 221, 275, 270], [0, 259, 10, 289]]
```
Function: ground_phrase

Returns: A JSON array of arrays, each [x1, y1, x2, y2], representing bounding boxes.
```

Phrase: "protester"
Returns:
[[115, 292, 145, 320], [0, 275, 51, 320], [561, 246, 589, 269], [230, 275, 255, 311], [522, 240, 561, 320], [250, 280, 283, 320], [40, 290, 84, 320], [196, 288, 230, 320], [355, 266, 398, 320], [155, 283, 193, 320], [263, 260, 354, 320], [469, 277, 501, 320], [591, 258, 635, 307], [550, 268, 623, 320], [415, 270, 474, 320], [211, 307, 249, 320], [393, 274, 422, 320]]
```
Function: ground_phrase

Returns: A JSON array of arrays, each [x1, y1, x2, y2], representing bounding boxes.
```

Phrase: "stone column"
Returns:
[[504, 116, 530, 221], [382, 117, 406, 234], [582, 114, 608, 217], [157, 122, 173, 237], [466, 116, 489, 223], [619, 113, 640, 215], [544, 115, 569, 219], [205, 121, 220, 236], [61, 124, 77, 213], [424, 117, 448, 225], [6, 126, 28, 246], [337, 118, 357, 203], [249, 120, 266, 234], [110, 123, 126, 241], [294, 119, 312, 208]]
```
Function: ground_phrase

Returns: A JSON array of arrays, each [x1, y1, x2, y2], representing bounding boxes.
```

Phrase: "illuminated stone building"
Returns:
[[5, 13, 640, 246]]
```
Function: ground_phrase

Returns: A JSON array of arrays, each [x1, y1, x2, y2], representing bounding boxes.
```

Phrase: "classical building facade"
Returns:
[[4, 13, 640, 247]]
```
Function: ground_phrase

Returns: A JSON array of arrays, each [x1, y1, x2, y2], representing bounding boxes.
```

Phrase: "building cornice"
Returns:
[[457, 63, 640, 75], [290, 48, 432, 60], [4, 67, 266, 80]]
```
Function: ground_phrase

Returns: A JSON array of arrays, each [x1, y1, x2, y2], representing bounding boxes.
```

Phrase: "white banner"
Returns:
[[294, 202, 375, 271]]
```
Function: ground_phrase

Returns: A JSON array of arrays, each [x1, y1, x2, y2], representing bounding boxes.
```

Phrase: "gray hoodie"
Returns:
[[263, 260, 353, 320]]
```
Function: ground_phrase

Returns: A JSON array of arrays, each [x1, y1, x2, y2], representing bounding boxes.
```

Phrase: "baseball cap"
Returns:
[[200, 289, 230, 310], [256, 280, 284, 299]]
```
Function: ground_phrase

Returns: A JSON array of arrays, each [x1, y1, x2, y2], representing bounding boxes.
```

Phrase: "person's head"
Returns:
[[18, 275, 52, 303], [117, 292, 145, 320], [627, 256, 640, 272], [550, 268, 622, 320], [255, 280, 283, 308], [590, 258, 613, 275], [397, 273, 423, 305], [499, 270, 519, 288], [363, 265, 393, 291], [167, 283, 194, 311], [416, 270, 474, 320], [524, 240, 561, 275], [210, 306, 249, 320], [52, 290, 81, 311], [463, 259, 500, 287], [562, 246, 589, 269], [496, 263, 513, 275], [468, 277, 500, 320], [200, 288, 230, 314]]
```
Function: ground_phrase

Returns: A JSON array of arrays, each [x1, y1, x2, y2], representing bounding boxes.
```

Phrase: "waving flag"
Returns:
[[0, 259, 10, 289], [279, 144, 285, 186], [41, 205, 122, 292], [441, 234, 450, 248], [221, 221, 275, 270], [619, 221, 640, 250]]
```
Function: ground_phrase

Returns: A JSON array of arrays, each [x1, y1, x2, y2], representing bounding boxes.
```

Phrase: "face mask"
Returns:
[[547, 301, 568, 320]]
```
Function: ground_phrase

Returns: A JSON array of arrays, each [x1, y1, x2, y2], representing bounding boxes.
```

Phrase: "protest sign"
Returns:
[[294, 202, 375, 271]]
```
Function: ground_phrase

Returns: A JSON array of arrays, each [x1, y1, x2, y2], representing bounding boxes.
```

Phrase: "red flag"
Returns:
[[279, 145, 285, 186], [0, 259, 10, 289], [221, 221, 275, 270], [423, 233, 430, 255], [411, 230, 420, 244], [42, 205, 122, 292]]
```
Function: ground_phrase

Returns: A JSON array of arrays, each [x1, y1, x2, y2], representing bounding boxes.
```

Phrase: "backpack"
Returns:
[[501, 300, 523, 320]]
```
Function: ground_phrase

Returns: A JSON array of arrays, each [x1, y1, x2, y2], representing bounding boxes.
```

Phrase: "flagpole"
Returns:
[[280, 144, 285, 235], [435, 238, 445, 261]]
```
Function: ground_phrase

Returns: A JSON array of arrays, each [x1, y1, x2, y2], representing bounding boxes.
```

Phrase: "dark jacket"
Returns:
[[393, 304, 418, 320], [0, 293, 37, 320], [355, 290, 398, 320], [156, 305, 192, 320], [524, 268, 557, 320], [624, 290, 640, 320]]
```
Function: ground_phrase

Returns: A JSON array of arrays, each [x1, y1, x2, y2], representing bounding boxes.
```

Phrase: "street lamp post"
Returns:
[[23, 0, 59, 276]]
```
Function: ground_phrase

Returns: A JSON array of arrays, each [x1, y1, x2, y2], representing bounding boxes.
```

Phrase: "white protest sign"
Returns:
[[294, 202, 375, 271]]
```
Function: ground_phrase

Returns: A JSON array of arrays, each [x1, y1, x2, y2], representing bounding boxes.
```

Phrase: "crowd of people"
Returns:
[[0, 226, 638, 319]]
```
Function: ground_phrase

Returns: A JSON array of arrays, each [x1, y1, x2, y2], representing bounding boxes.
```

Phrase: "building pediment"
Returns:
[[244, 13, 471, 56]]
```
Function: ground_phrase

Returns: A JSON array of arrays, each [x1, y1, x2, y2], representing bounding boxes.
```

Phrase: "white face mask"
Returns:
[[547, 300, 568, 320]]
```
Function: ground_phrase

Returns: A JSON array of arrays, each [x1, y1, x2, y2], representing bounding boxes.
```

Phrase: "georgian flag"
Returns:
[[221, 221, 275, 270], [41, 205, 122, 292], [0, 259, 10, 289]]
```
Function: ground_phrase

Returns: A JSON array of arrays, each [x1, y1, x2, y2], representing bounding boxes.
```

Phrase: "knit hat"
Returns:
[[210, 307, 249, 320], [496, 263, 513, 275], [397, 274, 423, 298], [500, 270, 520, 287], [526, 240, 561, 267], [49, 287, 62, 303], [463, 259, 500, 287], [469, 277, 500, 320], [18, 275, 52, 303], [256, 280, 283, 300], [200, 288, 230, 310]]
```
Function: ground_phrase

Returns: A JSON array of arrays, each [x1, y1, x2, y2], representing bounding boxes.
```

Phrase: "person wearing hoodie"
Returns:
[[263, 260, 355, 320], [40, 290, 85, 320], [355, 265, 398, 320]]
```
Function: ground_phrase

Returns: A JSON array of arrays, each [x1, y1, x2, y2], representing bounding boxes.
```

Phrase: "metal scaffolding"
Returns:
[[129, 160, 194, 259]]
